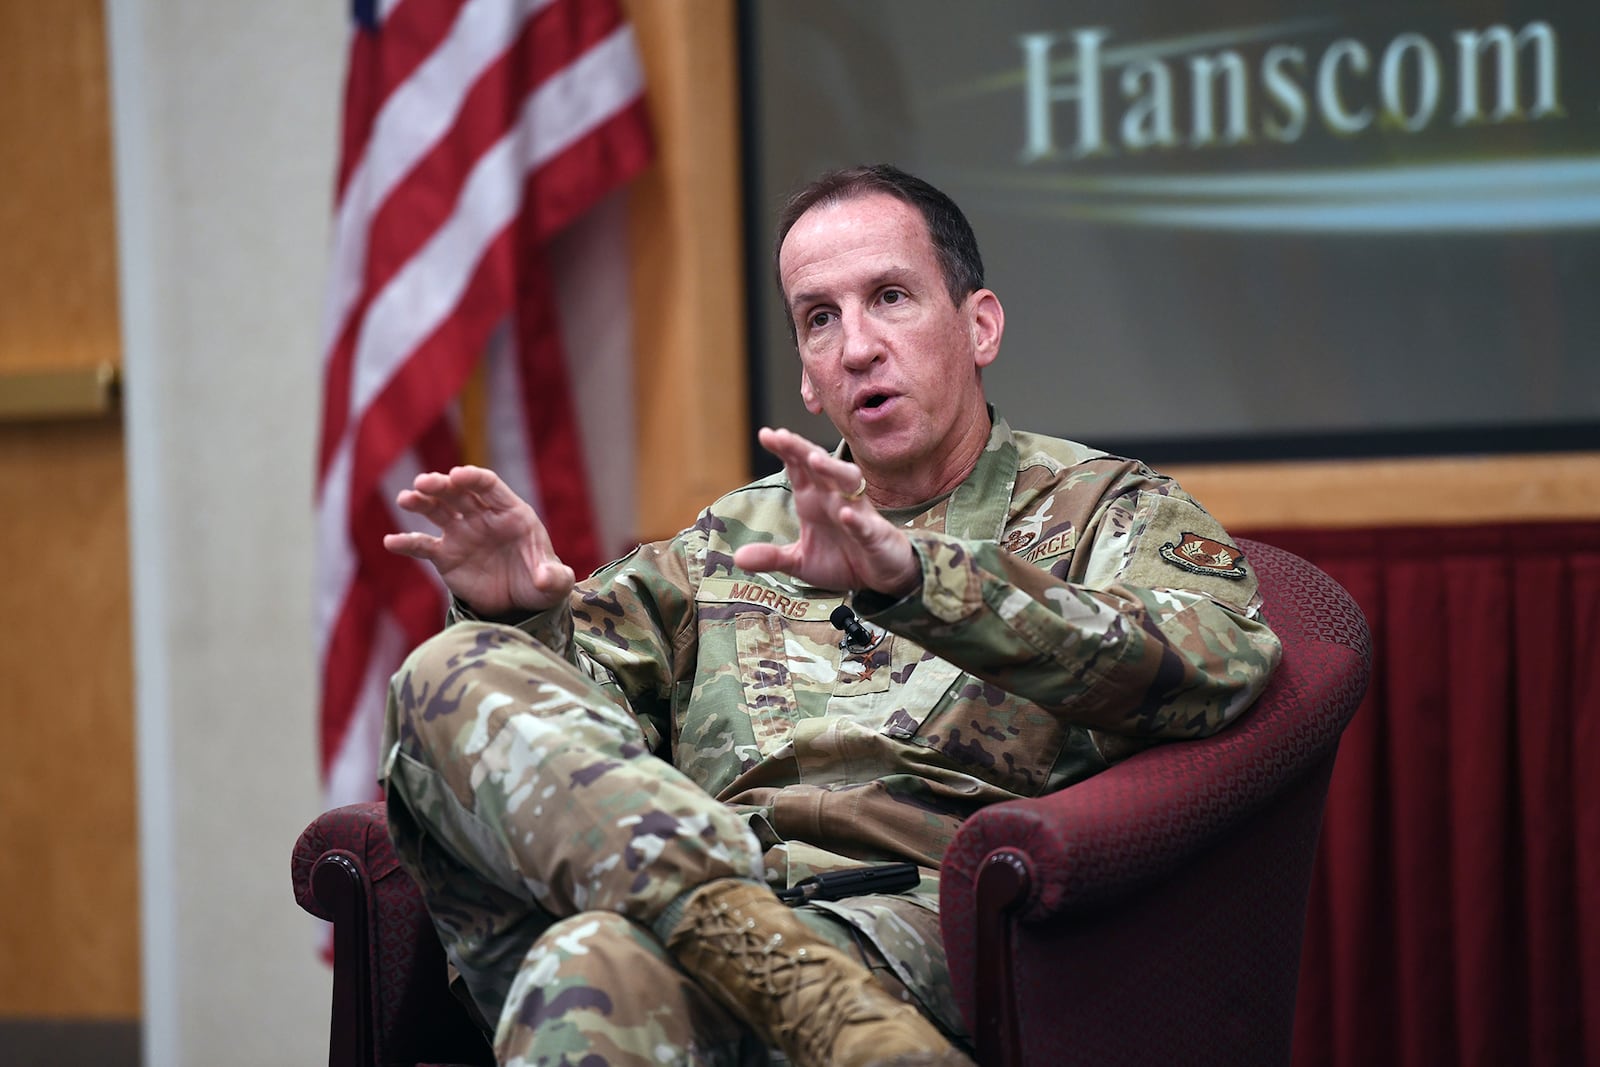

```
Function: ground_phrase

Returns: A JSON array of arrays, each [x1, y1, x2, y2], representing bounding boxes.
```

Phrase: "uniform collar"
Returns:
[[832, 406, 1018, 542], [946, 407, 1019, 542]]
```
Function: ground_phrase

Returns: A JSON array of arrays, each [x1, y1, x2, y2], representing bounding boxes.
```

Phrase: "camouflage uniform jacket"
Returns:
[[472, 412, 1280, 873], [446, 413, 1281, 1028]]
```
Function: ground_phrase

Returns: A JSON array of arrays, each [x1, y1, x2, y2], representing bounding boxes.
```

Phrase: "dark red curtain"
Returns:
[[1241, 523, 1600, 1067]]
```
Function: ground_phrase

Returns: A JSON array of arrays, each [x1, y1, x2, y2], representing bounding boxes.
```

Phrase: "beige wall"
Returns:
[[109, 2, 339, 1062]]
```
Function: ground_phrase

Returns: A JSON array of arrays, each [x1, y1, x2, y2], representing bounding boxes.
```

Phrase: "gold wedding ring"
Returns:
[[844, 474, 868, 500]]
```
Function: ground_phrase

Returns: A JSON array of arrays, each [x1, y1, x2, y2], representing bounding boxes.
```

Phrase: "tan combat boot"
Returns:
[[663, 878, 973, 1067]]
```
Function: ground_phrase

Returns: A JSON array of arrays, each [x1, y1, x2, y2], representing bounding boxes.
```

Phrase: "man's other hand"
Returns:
[[732, 427, 920, 597], [384, 466, 575, 616]]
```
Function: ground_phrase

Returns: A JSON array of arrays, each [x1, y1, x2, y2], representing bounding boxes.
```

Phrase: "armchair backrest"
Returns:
[[940, 538, 1372, 1066]]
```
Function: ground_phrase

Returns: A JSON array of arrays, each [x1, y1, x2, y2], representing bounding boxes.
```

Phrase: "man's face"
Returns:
[[778, 193, 1002, 486]]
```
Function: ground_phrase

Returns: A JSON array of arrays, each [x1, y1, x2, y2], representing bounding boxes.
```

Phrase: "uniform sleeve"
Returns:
[[449, 520, 709, 755], [858, 486, 1282, 743]]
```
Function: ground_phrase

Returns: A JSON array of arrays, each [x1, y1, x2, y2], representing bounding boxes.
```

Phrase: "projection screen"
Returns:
[[741, 0, 1600, 464]]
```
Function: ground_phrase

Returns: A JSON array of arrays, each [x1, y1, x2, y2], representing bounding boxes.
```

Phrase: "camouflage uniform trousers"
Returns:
[[384, 621, 942, 1066]]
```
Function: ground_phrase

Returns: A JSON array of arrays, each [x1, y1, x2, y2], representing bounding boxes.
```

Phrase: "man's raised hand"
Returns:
[[384, 466, 574, 616], [731, 428, 920, 596]]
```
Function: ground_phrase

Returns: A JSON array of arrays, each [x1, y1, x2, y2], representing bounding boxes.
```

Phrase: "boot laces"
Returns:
[[692, 900, 890, 1062]]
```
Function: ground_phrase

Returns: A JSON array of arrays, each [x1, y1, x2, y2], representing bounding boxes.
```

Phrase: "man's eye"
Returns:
[[808, 310, 834, 330], [881, 290, 905, 305]]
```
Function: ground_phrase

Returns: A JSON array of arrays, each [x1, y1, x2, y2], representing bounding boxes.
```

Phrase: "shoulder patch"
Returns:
[[1160, 532, 1248, 580]]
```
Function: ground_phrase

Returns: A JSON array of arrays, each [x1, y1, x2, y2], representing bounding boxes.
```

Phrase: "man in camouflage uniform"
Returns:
[[381, 165, 1282, 1067]]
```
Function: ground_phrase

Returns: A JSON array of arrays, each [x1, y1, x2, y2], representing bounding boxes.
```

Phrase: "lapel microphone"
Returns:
[[830, 604, 882, 654]]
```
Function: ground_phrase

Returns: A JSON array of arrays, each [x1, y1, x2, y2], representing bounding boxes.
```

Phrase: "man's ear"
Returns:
[[969, 289, 1004, 370], [799, 366, 823, 414]]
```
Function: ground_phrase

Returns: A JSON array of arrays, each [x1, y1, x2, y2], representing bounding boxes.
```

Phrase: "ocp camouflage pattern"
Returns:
[[383, 412, 1281, 1057]]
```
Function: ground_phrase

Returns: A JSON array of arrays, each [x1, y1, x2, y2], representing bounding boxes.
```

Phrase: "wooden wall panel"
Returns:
[[0, 0, 138, 1018], [622, 0, 750, 541], [1164, 453, 1600, 531]]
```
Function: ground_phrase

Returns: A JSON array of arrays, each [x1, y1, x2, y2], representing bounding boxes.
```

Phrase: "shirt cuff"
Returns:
[[856, 531, 983, 625]]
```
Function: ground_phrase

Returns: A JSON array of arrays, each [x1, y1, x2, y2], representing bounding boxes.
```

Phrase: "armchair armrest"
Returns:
[[291, 801, 493, 1067], [292, 801, 399, 921], [944, 637, 1364, 923]]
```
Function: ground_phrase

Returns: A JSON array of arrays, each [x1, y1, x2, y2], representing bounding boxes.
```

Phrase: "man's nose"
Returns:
[[838, 308, 883, 370]]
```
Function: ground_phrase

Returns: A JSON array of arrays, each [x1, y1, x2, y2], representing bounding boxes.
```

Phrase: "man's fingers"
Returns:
[[451, 465, 528, 511], [732, 542, 797, 575], [399, 466, 523, 521], [757, 426, 808, 460], [394, 488, 459, 527], [836, 505, 876, 539], [382, 530, 439, 560], [532, 560, 577, 594], [760, 427, 867, 500], [760, 427, 824, 477], [804, 449, 865, 498], [423, 479, 492, 518], [398, 471, 471, 516]]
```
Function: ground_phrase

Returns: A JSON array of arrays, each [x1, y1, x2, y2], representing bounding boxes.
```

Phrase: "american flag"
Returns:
[[315, 0, 653, 810]]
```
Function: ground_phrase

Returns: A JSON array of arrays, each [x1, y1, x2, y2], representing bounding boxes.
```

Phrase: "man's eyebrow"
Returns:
[[787, 289, 827, 317], [787, 270, 908, 316]]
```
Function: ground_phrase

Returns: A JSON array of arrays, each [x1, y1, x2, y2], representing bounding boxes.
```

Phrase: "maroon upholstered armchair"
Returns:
[[292, 538, 1368, 1067], [939, 537, 1372, 1066]]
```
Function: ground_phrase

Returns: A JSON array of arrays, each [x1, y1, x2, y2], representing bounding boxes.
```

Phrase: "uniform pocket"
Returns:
[[735, 610, 800, 755], [897, 678, 1080, 798]]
